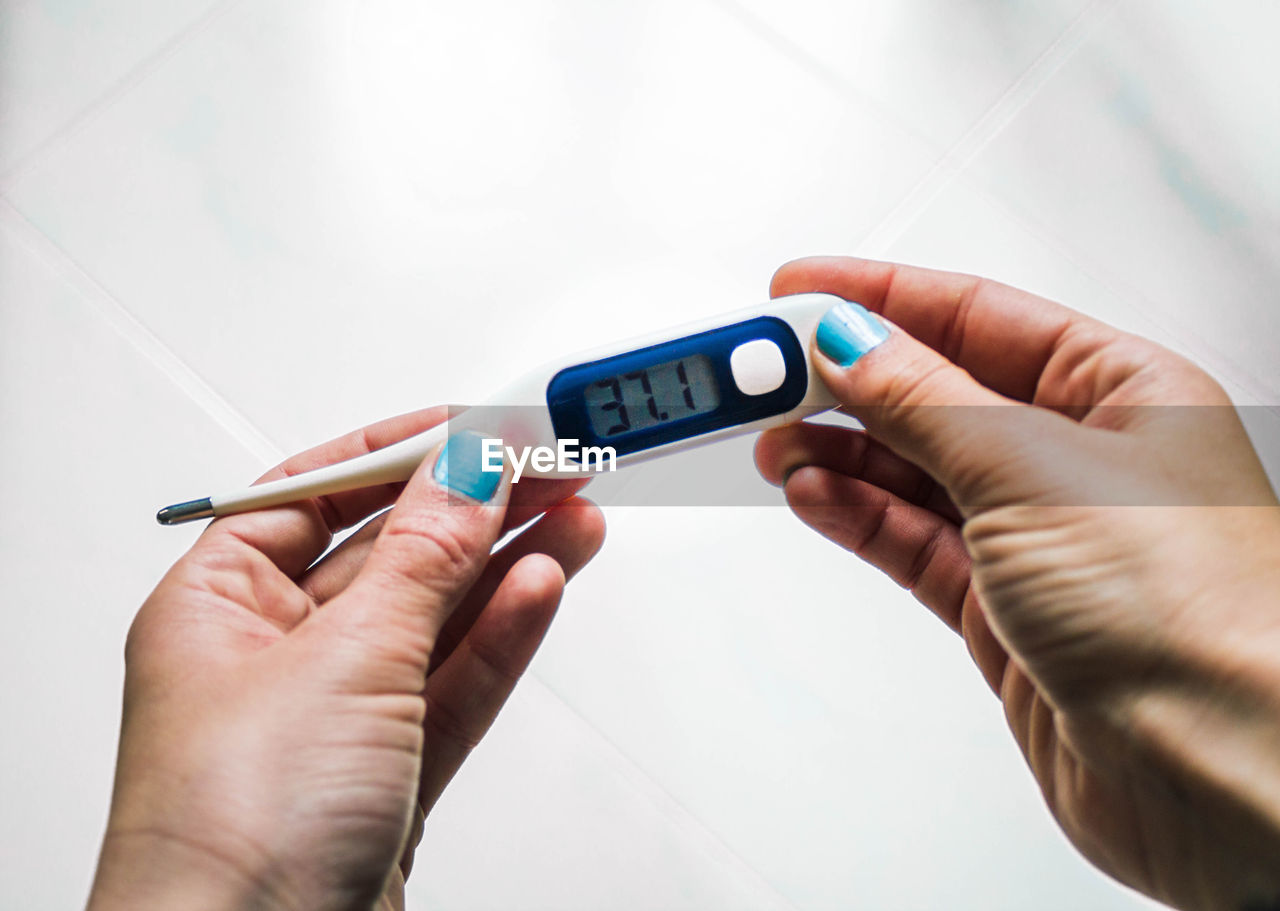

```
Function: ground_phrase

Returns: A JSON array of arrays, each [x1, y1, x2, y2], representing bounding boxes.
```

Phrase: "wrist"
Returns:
[[1110, 582, 1280, 907], [1120, 676, 1280, 908], [88, 826, 294, 911]]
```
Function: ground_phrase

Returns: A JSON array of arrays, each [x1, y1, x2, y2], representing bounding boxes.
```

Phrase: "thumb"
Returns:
[[810, 300, 1063, 511], [319, 429, 511, 688]]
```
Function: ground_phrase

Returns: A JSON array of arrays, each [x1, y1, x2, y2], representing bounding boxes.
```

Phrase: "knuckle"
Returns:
[[938, 275, 984, 362], [851, 497, 893, 554], [1046, 326, 1221, 410], [122, 608, 152, 667], [901, 521, 950, 591], [877, 354, 956, 421], [1147, 349, 1231, 404], [1037, 323, 1118, 406], [334, 614, 437, 686], [466, 639, 524, 688], [186, 538, 250, 576], [1091, 335, 1164, 394], [423, 697, 483, 752], [379, 509, 484, 595]]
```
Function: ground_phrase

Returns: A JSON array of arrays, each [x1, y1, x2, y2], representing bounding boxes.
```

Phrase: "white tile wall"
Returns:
[[3, 0, 1271, 908], [716, 0, 1098, 148], [0, 210, 261, 909], [0, 0, 233, 175], [961, 0, 1280, 404], [4, 0, 937, 458]]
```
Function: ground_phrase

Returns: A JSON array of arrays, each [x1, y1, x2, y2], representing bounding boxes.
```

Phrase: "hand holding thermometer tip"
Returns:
[[156, 293, 845, 525]]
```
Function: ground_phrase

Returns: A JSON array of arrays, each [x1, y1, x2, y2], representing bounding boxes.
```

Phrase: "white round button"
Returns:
[[729, 338, 786, 396]]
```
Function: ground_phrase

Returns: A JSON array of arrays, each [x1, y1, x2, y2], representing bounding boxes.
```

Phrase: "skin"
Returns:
[[90, 257, 1280, 910], [88, 407, 605, 911], [755, 257, 1280, 910]]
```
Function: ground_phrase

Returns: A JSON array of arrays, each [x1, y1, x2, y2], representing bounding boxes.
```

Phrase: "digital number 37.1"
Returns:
[[592, 360, 699, 436]]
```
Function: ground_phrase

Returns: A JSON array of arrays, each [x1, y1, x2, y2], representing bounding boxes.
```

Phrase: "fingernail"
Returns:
[[433, 430, 504, 502], [815, 301, 890, 367]]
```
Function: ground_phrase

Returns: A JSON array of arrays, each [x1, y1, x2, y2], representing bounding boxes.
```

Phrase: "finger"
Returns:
[[772, 257, 1114, 405], [400, 803, 426, 881], [500, 477, 593, 533], [755, 422, 960, 523], [321, 431, 513, 688], [804, 299, 1070, 511], [963, 585, 1011, 696], [786, 464, 1012, 696], [296, 482, 597, 606], [1001, 663, 1056, 783], [429, 496, 604, 674], [297, 512, 390, 606], [784, 465, 971, 630], [419, 554, 565, 814], [194, 407, 449, 579], [392, 503, 600, 881]]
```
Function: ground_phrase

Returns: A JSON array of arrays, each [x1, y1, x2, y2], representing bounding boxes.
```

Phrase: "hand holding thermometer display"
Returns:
[[157, 293, 844, 525]]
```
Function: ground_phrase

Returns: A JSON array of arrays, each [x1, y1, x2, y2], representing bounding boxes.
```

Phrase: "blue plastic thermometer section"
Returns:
[[545, 316, 808, 458]]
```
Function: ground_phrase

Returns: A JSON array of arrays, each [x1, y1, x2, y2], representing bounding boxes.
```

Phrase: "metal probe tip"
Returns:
[[156, 497, 215, 526]]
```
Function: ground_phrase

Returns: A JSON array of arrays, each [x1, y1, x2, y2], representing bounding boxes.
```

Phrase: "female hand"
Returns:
[[88, 408, 605, 911], [755, 257, 1280, 910]]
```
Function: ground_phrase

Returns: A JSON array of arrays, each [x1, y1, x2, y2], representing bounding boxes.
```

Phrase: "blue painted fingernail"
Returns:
[[815, 301, 890, 367], [433, 431, 503, 502]]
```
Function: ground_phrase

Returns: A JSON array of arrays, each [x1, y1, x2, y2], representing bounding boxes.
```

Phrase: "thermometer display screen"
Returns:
[[546, 315, 807, 460], [582, 355, 720, 438]]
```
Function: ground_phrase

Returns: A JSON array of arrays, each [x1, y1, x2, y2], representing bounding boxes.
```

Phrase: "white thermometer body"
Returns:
[[157, 293, 842, 524]]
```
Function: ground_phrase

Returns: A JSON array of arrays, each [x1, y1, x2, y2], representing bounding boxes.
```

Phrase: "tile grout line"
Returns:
[[709, 0, 1115, 259], [970, 181, 1280, 410], [856, 0, 1119, 257], [0, 199, 283, 465], [0, 0, 247, 190], [705, 0, 943, 156], [782, 0, 1277, 411], [706, 0, 1279, 413], [522, 672, 805, 911]]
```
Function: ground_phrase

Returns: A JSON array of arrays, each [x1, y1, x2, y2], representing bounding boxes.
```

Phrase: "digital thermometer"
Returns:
[[157, 292, 843, 524]]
